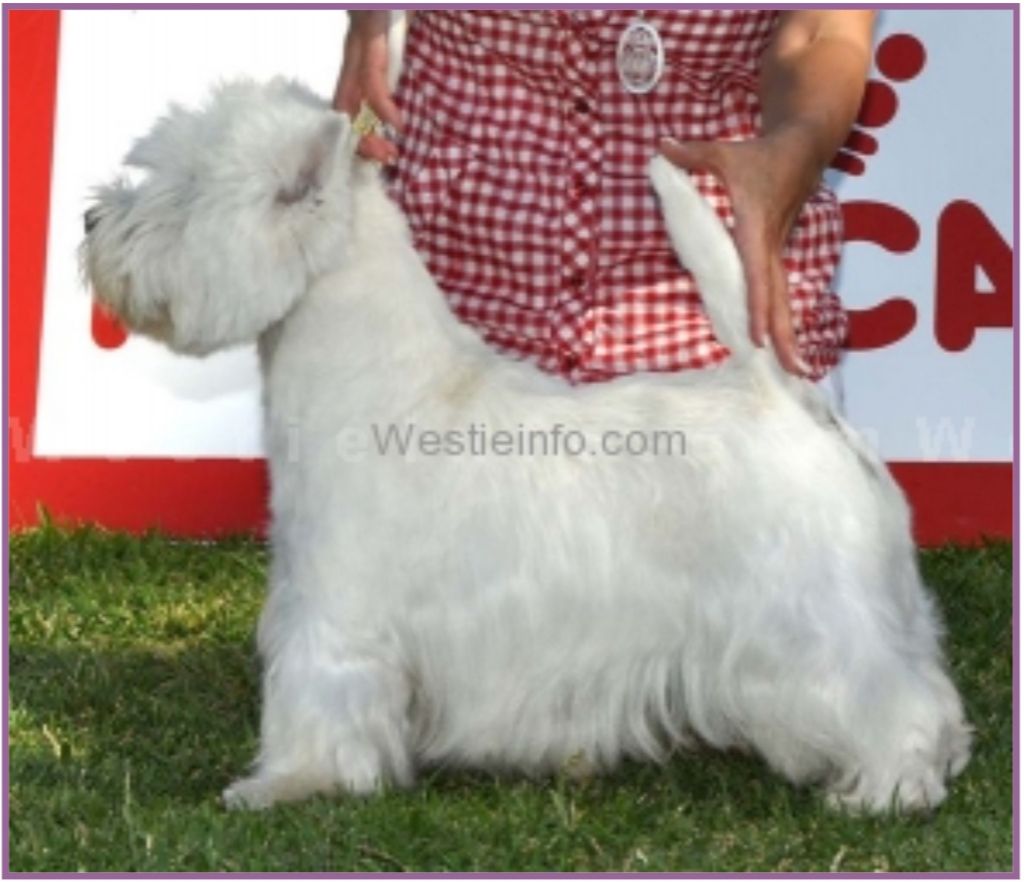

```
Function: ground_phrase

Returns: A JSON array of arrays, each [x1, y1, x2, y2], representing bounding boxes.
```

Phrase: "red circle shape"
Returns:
[[857, 81, 898, 128], [876, 34, 926, 82]]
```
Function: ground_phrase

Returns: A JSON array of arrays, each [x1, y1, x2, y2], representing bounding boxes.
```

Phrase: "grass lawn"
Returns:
[[6, 525, 1014, 874]]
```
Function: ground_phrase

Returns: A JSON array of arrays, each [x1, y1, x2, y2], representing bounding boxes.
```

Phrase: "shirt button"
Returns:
[[570, 173, 596, 200], [573, 97, 592, 115], [567, 271, 586, 289]]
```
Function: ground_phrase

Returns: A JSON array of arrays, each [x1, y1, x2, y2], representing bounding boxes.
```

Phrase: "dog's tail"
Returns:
[[648, 156, 751, 359]]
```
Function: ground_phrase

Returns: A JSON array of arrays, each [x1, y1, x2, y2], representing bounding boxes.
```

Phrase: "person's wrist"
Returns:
[[761, 120, 829, 199], [348, 10, 391, 37]]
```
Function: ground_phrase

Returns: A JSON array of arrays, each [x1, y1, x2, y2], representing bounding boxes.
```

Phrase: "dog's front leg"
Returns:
[[224, 594, 415, 809]]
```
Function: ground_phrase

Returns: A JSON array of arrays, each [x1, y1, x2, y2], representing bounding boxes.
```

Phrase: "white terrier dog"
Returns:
[[83, 79, 970, 813]]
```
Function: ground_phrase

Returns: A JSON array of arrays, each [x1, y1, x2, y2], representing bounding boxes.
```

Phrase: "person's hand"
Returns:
[[660, 125, 822, 377], [332, 11, 403, 164]]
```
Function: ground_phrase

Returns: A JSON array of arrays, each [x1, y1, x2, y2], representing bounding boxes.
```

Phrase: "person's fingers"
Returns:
[[353, 90, 400, 162], [729, 211, 775, 349], [765, 259, 813, 377], [364, 81, 403, 133], [356, 132, 399, 164]]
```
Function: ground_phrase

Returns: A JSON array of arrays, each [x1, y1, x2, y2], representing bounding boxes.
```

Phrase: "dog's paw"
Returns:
[[942, 720, 974, 781], [222, 774, 322, 811], [823, 752, 956, 816], [223, 776, 277, 811], [222, 757, 395, 809]]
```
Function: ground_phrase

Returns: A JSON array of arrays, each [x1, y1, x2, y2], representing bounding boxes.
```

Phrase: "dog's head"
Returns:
[[82, 78, 355, 355]]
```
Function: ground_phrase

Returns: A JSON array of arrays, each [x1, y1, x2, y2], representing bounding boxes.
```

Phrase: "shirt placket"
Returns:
[[555, 16, 604, 378]]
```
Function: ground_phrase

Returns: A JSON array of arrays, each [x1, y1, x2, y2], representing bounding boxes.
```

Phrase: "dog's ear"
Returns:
[[276, 115, 347, 207]]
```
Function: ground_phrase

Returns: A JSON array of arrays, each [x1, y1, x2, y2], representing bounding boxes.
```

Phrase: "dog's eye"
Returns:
[[276, 168, 318, 207]]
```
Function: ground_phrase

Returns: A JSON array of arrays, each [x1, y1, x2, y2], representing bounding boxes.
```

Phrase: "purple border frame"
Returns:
[[2, 3, 1019, 878], [2, 3, 8, 879], [1, 2, 1022, 10]]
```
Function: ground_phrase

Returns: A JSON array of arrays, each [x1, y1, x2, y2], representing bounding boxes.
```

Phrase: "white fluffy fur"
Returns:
[[84, 78, 971, 814]]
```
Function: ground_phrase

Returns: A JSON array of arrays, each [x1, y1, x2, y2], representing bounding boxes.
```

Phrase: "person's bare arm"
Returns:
[[760, 11, 876, 167], [661, 11, 875, 375]]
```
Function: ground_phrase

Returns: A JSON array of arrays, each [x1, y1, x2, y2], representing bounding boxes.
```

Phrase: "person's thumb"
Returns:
[[659, 138, 726, 176]]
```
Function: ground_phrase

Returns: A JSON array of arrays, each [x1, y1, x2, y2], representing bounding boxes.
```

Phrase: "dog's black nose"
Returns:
[[83, 207, 101, 234]]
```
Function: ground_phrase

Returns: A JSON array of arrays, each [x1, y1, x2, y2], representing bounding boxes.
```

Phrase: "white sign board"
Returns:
[[35, 9, 1013, 462]]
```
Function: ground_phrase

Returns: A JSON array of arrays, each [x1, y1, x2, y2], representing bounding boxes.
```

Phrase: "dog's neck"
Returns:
[[353, 163, 493, 361], [262, 162, 500, 416]]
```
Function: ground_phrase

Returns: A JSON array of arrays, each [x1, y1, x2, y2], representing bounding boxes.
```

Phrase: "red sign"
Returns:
[[6, 11, 1012, 543]]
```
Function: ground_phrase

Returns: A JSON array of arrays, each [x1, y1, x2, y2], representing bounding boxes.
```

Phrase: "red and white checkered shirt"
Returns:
[[390, 10, 847, 382]]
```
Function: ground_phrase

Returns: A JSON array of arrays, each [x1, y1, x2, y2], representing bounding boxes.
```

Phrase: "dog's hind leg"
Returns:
[[224, 598, 415, 809], [820, 653, 972, 814], [732, 628, 970, 815]]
